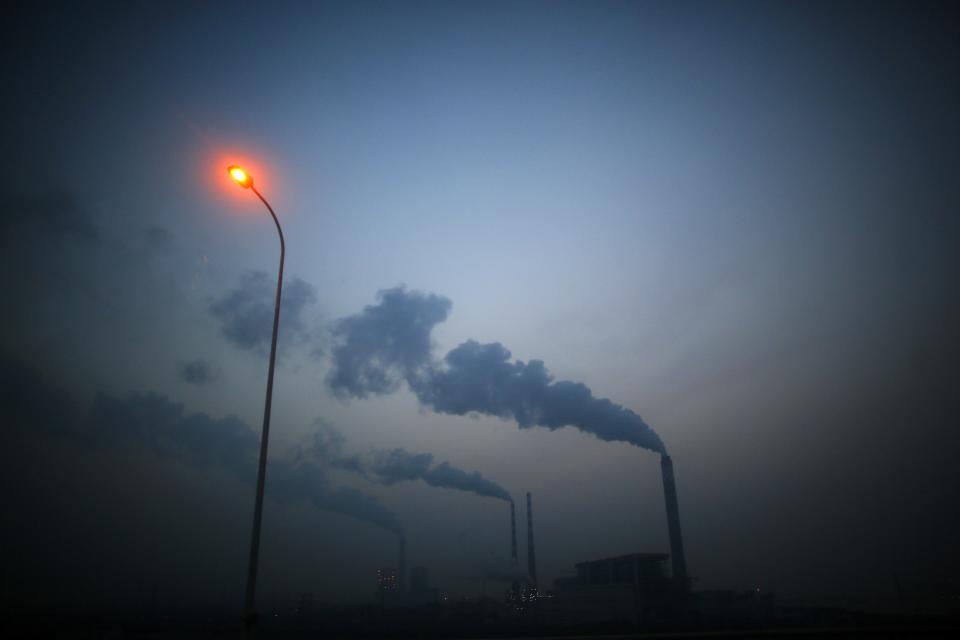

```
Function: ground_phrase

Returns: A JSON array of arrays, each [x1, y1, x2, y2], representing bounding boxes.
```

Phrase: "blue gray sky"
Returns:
[[2, 0, 957, 614]]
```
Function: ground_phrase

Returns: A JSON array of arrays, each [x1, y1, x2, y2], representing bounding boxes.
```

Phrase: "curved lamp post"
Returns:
[[228, 165, 284, 634]]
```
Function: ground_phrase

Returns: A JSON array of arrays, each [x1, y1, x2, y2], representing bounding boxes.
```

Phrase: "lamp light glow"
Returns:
[[228, 165, 253, 189], [222, 160, 285, 636]]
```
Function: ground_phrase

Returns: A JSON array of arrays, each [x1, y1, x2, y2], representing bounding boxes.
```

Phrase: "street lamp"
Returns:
[[228, 164, 284, 634]]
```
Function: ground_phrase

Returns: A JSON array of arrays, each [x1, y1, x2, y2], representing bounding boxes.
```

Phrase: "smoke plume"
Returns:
[[328, 287, 451, 397], [301, 423, 512, 502], [2, 355, 403, 536], [370, 448, 512, 502], [0, 189, 99, 244], [327, 287, 665, 453], [177, 358, 215, 386], [210, 270, 322, 358]]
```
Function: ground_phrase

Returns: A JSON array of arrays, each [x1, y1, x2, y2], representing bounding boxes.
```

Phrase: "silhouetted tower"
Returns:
[[660, 455, 688, 587], [526, 492, 538, 587], [510, 501, 518, 564], [510, 501, 520, 597], [398, 534, 407, 594]]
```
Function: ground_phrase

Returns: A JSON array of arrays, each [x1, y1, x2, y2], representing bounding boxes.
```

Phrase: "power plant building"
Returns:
[[544, 455, 692, 624], [551, 553, 671, 624]]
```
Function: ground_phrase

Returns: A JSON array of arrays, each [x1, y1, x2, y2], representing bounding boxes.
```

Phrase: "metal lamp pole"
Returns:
[[227, 166, 284, 635]]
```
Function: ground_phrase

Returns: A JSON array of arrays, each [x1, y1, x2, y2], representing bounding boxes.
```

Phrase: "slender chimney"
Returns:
[[526, 492, 537, 587], [510, 501, 520, 596], [660, 455, 688, 587], [510, 501, 518, 565], [398, 534, 407, 594]]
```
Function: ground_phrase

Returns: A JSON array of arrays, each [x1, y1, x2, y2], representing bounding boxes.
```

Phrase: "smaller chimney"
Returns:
[[510, 501, 518, 565], [398, 534, 407, 594], [510, 501, 520, 597], [526, 492, 538, 587]]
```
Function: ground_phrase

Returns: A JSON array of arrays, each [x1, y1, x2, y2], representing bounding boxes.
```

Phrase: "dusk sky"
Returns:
[[2, 0, 957, 616]]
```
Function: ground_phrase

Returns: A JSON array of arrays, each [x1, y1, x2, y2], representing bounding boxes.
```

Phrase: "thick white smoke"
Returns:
[[327, 287, 666, 454]]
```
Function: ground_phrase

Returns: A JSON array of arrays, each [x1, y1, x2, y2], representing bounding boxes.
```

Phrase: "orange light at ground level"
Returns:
[[228, 165, 253, 188]]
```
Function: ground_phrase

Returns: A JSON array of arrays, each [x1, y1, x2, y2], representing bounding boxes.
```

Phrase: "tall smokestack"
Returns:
[[510, 501, 518, 565], [660, 455, 688, 587], [398, 534, 407, 594], [526, 492, 537, 587]]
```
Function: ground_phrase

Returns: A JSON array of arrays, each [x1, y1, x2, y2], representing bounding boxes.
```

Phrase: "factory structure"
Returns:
[[309, 454, 834, 633], [374, 453, 691, 625], [544, 455, 690, 623]]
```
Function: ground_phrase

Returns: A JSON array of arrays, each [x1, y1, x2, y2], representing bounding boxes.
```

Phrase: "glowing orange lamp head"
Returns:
[[228, 165, 253, 189]]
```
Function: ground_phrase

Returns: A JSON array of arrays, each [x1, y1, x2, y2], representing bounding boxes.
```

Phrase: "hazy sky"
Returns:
[[2, 0, 957, 614]]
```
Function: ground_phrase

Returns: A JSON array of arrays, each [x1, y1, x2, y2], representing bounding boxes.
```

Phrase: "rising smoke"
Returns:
[[301, 423, 512, 502], [1, 355, 403, 536], [370, 448, 512, 502], [0, 189, 99, 244], [328, 287, 451, 397], [209, 270, 323, 358], [177, 358, 216, 386], [328, 287, 665, 453]]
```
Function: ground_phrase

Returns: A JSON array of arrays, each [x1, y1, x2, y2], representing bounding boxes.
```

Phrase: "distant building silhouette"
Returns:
[[551, 553, 671, 624]]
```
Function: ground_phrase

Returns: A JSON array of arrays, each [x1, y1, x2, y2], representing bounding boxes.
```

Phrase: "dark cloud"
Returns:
[[209, 270, 321, 357], [327, 289, 666, 453], [327, 286, 451, 398], [177, 358, 215, 386], [0, 189, 99, 244], [2, 354, 403, 536]]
